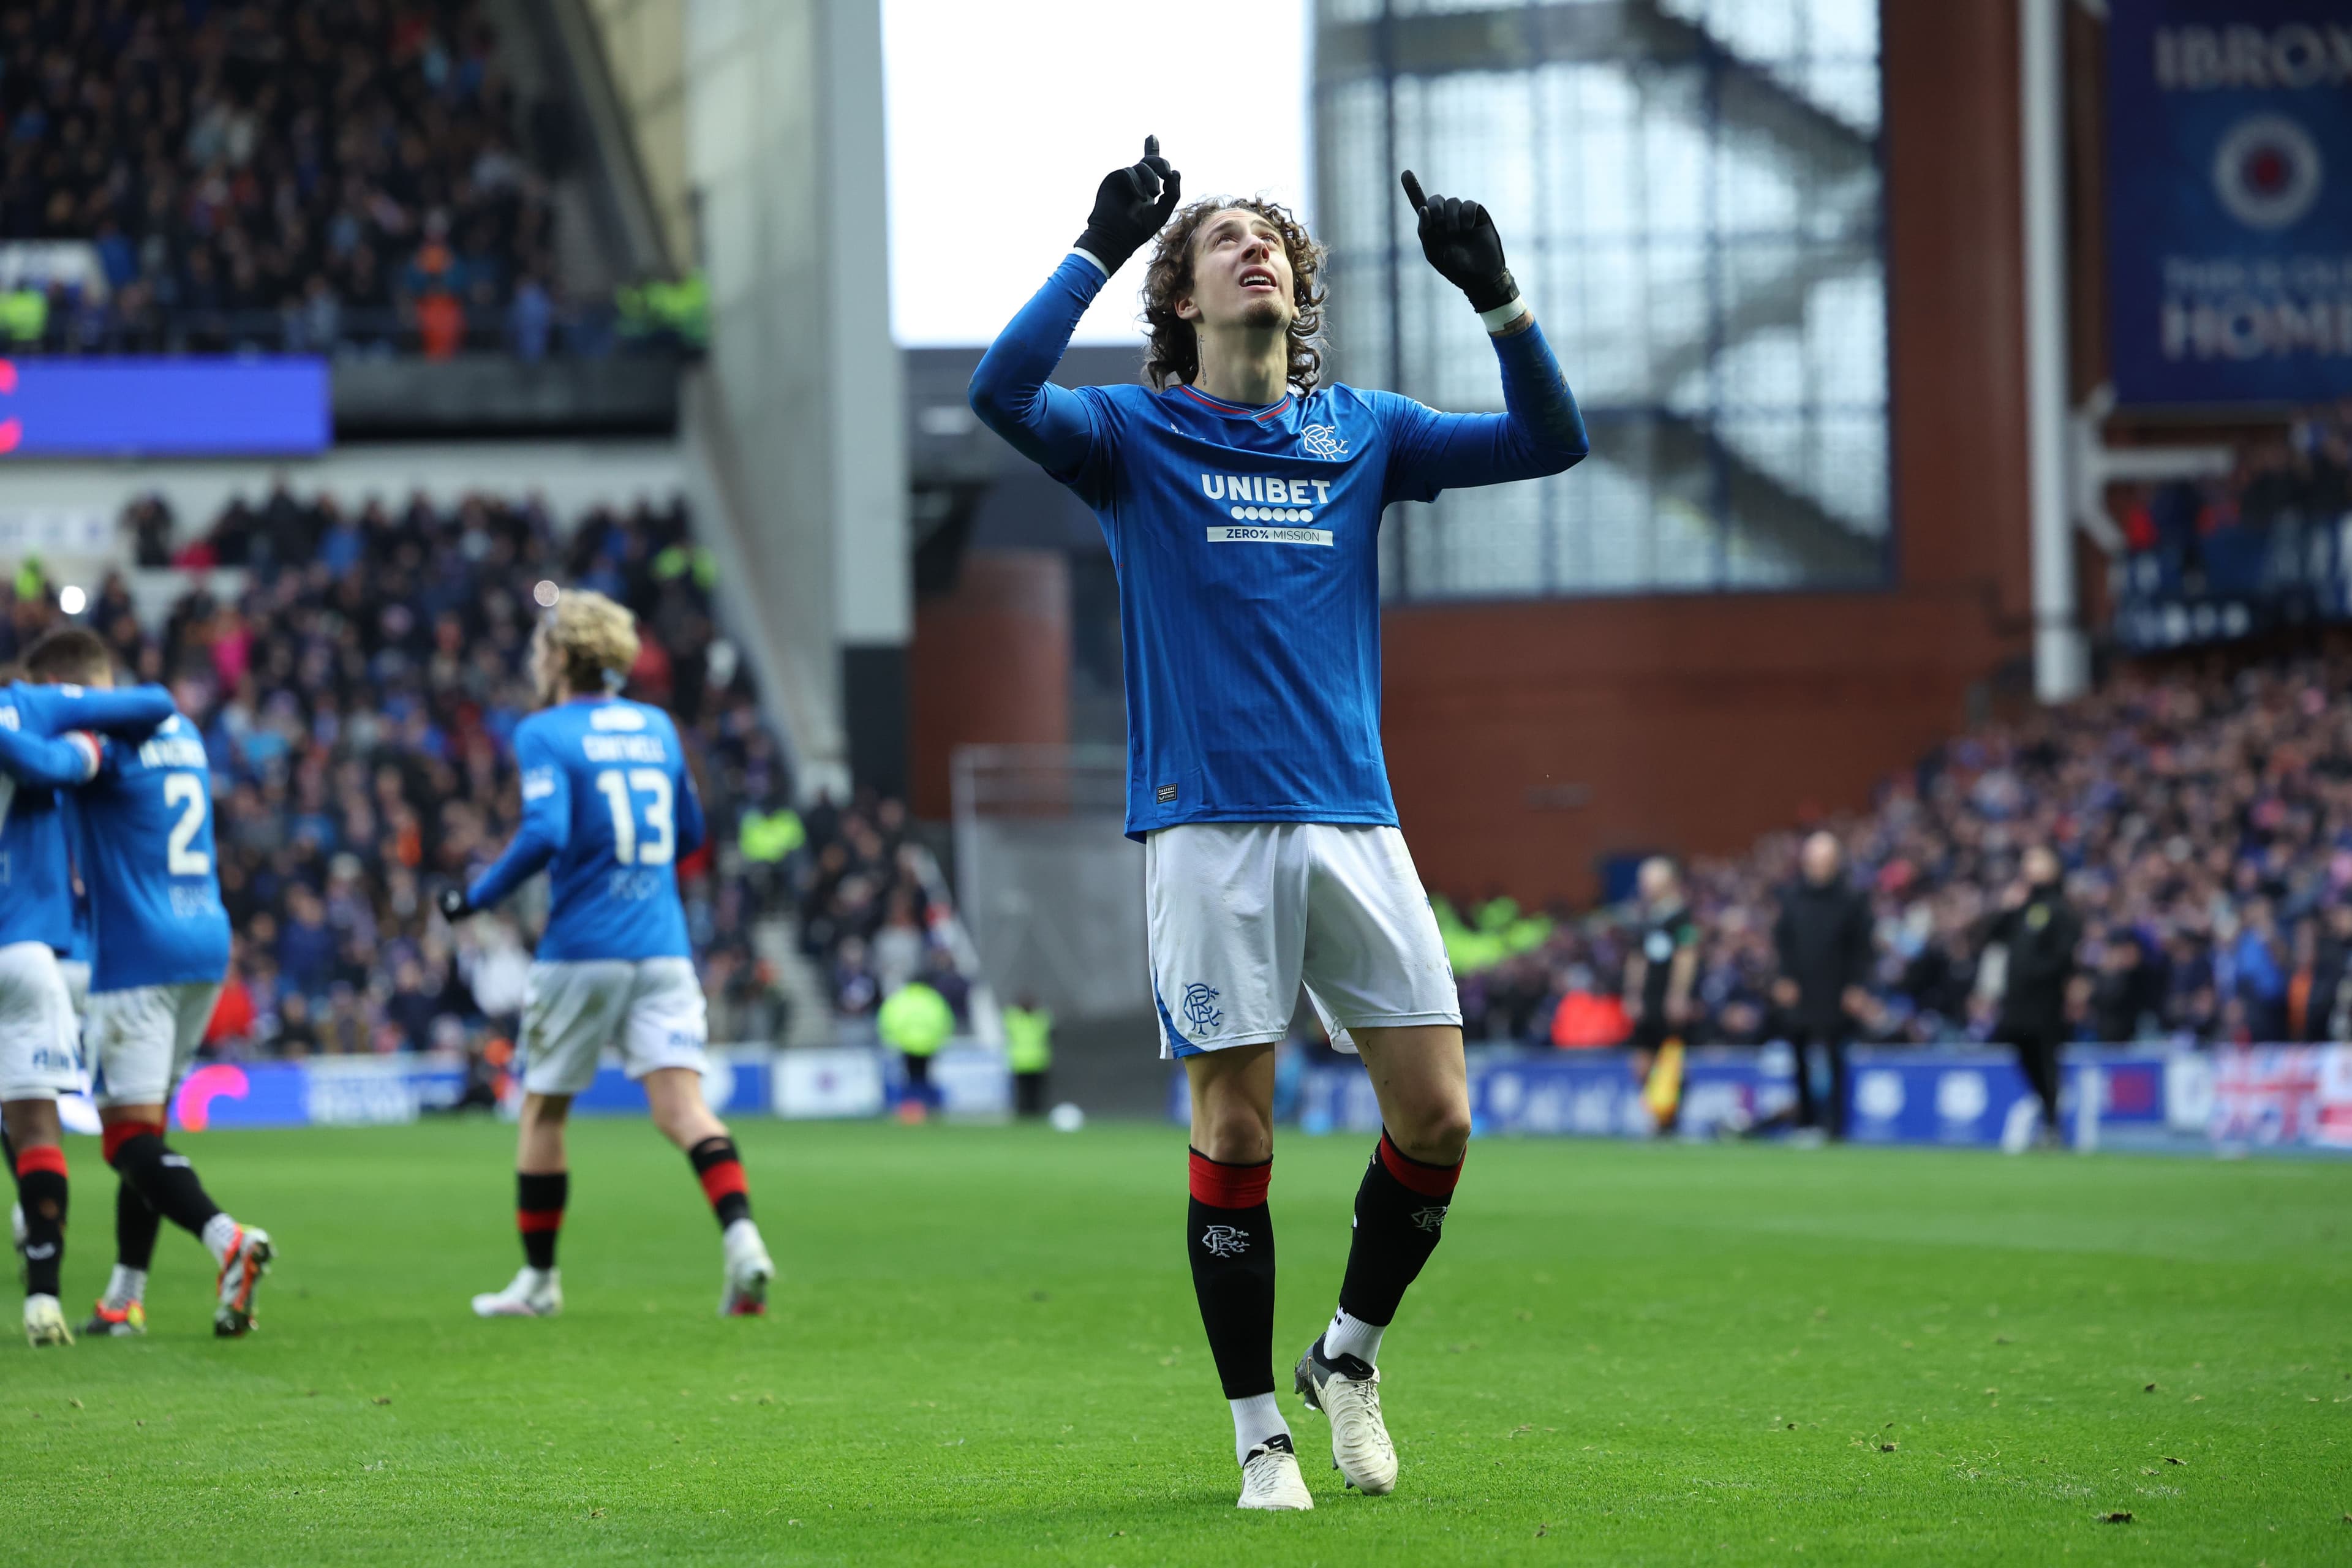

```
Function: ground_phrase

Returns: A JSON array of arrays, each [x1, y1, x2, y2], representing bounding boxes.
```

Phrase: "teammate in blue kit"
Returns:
[[0, 641, 176, 1346], [440, 589, 774, 1320], [20, 628, 276, 1339], [970, 140, 1587, 1509]]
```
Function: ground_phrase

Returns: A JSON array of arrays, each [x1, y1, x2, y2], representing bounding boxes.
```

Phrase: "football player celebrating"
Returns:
[[442, 589, 775, 1319], [15, 628, 272, 1339], [968, 141, 1586, 1508]]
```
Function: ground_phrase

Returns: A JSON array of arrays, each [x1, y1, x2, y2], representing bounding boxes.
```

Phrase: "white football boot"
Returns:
[[1242, 1438, 1317, 1513], [1294, 1339, 1400, 1494], [24, 1292, 74, 1347], [213, 1224, 274, 1337], [718, 1219, 774, 1317], [472, 1267, 562, 1318], [1236, 1434, 1314, 1510]]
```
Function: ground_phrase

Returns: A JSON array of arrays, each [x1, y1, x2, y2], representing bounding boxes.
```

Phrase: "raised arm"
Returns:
[[967, 255, 1111, 477], [0, 725, 99, 790], [36, 682, 175, 740], [968, 137, 1180, 480], [1381, 172, 1589, 502]]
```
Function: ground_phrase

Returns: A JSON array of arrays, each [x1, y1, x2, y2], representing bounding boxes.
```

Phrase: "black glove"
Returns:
[[437, 886, 474, 922], [1076, 135, 1180, 274], [1400, 170, 1518, 315]]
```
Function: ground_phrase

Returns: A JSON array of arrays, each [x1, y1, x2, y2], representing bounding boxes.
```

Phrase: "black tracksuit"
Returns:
[[1773, 878, 1874, 1137], [1988, 886, 2081, 1128]]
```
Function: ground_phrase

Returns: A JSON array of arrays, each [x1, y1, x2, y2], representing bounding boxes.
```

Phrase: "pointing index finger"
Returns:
[[1400, 170, 1427, 213], [1144, 134, 1159, 159]]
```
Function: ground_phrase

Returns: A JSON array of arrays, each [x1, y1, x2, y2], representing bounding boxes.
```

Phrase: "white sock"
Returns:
[[1323, 1306, 1384, 1367], [201, 1213, 241, 1266], [722, 1217, 762, 1255], [104, 1265, 148, 1306], [1229, 1392, 1290, 1467]]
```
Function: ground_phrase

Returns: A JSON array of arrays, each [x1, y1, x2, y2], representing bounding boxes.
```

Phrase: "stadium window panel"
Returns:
[[1316, 0, 1888, 600]]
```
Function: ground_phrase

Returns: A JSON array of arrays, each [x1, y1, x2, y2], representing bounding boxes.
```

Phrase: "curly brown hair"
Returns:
[[1140, 197, 1327, 393]]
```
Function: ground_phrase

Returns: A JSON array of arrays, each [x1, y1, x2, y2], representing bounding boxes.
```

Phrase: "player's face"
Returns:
[[1178, 208, 1293, 334]]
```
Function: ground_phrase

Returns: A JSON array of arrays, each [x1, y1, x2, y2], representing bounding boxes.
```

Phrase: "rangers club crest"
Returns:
[[1200, 1224, 1251, 1257], [1300, 423, 1348, 459], [2212, 113, 2323, 232], [1410, 1204, 1449, 1234], [1182, 982, 1224, 1035]]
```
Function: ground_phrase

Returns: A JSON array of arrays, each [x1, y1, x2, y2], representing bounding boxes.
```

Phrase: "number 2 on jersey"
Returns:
[[164, 771, 211, 876], [594, 767, 674, 865]]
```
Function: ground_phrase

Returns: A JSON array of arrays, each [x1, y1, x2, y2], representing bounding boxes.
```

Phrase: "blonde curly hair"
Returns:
[[536, 587, 639, 697]]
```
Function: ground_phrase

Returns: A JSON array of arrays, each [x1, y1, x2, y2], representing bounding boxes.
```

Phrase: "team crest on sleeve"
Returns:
[[1181, 982, 1224, 1035], [1300, 423, 1348, 459]]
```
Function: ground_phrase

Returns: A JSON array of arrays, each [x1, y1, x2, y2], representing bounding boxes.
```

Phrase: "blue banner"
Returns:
[[2107, 4, 2352, 407], [0, 356, 330, 456]]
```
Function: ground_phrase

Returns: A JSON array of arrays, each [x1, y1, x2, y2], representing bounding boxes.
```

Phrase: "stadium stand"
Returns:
[[0, 0, 704, 357], [1437, 411, 2352, 1054], [0, 486, 972, 1074], [1452, 652, 2352, 1050]]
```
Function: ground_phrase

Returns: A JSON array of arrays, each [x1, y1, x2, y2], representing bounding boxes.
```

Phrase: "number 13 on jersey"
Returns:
[[594, 767, 674, 865]]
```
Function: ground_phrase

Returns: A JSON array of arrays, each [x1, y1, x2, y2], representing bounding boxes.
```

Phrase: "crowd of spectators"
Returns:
[[2118, 402, 2352, 560], [1449, 652, 2352, 1052], [0, 486, 827, 1065], [0, 0, 695, 358], [791, 794, 974, 1026]]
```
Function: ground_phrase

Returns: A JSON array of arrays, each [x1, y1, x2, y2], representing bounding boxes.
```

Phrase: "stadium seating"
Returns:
[[0, 0, 662, 358], [0, 486, 971, 1068], [1453, 650, 2352, 1053]]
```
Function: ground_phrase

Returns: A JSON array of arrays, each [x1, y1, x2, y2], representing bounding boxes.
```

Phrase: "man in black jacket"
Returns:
[[1986, 846, 2081, 1147], [1771, 832, 1874, 1140]]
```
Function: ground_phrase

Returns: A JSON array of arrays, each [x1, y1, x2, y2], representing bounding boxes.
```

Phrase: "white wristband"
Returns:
[[1478, 295, 1529, 333], [1070, 247, 1110, 279]]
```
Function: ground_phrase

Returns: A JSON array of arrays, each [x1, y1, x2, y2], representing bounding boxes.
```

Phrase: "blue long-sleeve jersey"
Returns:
[[969, 252, 1587, 838], [0, 681, 175, 955], [467, 696, 707, 962], [76, 708, 233, 992]]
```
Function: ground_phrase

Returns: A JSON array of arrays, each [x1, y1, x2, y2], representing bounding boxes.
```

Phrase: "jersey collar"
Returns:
[[1171, 382, 1294, 424]]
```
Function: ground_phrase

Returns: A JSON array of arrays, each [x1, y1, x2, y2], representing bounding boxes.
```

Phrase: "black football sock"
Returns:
[[687, 1136, 752, 1230], [518, 1170, 567, 1270], [1186, 1148, 1279, 1395], [103, 1123, 223, 1238], [116, 1176, 162, 1273], [1327, 1129, 1464, 1366], [15, 1145, 67, 1298]]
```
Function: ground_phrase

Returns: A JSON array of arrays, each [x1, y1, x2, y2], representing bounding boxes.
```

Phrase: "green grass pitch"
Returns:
[[3, 1117, 2345, 1565]]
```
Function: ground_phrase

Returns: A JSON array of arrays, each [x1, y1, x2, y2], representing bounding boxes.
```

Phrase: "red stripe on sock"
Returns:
[[1188, 1150, 1271, 1208], [516, 1208, 565, 1234], [102, 1120, 164, 1163], [15, 1144, 66, 1179], [696, 1158, 748, 1207], [1378, 1133, 1461, 1198]]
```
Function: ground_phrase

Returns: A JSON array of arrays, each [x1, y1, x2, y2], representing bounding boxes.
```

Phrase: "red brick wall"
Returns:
[[907, 550, 1070, 820]]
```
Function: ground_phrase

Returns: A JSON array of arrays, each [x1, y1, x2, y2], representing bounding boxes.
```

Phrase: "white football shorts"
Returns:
[[519, 957, 708, 1096], [1147, 822, 1459, 1060], [0, 941, 83, 1102], [86, 981, 223, 1108], [57, 958, 89, 1023]]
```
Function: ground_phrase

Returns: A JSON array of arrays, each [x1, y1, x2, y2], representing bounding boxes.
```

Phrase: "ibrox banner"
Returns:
[[2106, 3, 2352, 406]]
